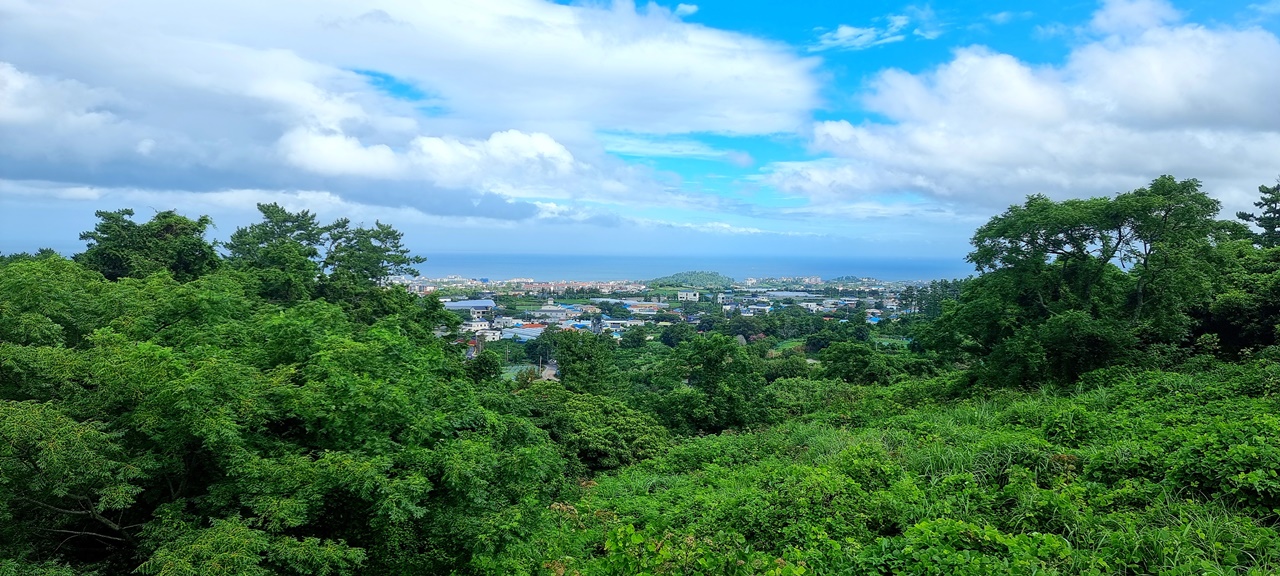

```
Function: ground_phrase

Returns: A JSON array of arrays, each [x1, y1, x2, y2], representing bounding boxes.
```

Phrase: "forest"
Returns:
[[2, 175, 1279, 575]]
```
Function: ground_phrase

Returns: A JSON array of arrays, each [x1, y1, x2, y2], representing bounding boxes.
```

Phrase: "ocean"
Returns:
[[412, 253, 974, 282]]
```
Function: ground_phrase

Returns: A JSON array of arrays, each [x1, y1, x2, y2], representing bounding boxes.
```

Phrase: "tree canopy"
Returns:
[[4, 179, 1280, 575]]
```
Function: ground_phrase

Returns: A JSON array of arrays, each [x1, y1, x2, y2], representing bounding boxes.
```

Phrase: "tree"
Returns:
[[75, 209, 219, 282], [659, 323, 696, 348], [1237, 179, 1280, 248], [466, 349, 504, 384], [619, 325, 649, 349], [675, 334, 768, 431], [321, 220, 424, 285], [0, 248, 59, 265], [0, 245, 560, 575], [552, 330, 619, 395], [225, 203, 427, 308], [525, 326, 560, 365], [820, 342, 892, 385], [927, 175, 1230, 386], [222, 203, 325, 302]]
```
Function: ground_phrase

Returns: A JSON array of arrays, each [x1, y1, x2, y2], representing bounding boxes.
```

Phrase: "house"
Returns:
[[628, 302, 664, 315], [444, 299, 496, 319], [461, 319, 491, 332], [748, 304, 771, 315], [502, 325, 546, 341], [677, 290, 700, 302], [602, 318, 644, 331], [528, 298, 573, 321]]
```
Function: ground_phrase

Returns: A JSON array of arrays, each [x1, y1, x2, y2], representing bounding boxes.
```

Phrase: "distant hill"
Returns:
[[649, 270, 735, 289]]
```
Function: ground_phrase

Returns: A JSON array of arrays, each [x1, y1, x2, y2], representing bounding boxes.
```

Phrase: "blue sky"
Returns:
[[2, 0, 1280, 273]]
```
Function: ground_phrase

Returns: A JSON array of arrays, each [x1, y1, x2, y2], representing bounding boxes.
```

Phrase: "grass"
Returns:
[[775, 338, 805, 352], [502, 364, 537, 378]]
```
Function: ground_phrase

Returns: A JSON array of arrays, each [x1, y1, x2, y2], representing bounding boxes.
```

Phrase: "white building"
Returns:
[[444, 299, 495, 320], [677, 290, 700, 302]]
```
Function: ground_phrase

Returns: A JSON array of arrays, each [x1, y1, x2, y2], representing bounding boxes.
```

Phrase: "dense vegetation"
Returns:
[[648, 271, 736, 290], [2, 176, 1279, 575]]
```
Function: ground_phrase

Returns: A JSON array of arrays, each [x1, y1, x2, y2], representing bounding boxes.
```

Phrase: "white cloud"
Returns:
[[905, 5, 944, 39], [278, 128, 404, 178], [0, 0, 820, 227], [768, 8, 1280, 215], [1252, 0, 1280, 15], [409, 130, 578, 192], [0, 62, 133, 157], [810, 6, 946, 52], [1089, 0, 1181, 35], [811, 17, 909, 51], [986, 11, 1032, 25], [598, 133, 753, 166]]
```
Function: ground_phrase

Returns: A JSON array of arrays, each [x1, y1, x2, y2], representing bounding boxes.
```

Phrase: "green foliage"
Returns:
[[659, 322, 696, 347], [588, 524, 808, 576], [551, 329, 620, 395], [76, 209, 219, 282], [520, 380, 669, 473], [820, 342, 892, 385], [467, 349, 505, 383], [1237, 179, 1280, 248], [854, 518, 1072, 575], [926, 175, 1236, 386], [649, 270, 735, 289], [224, 203, 427, 313], [619, 325, 648, 349], [1165, 415, 1280, 515], [8, 190, 1280, 575], [0, 210, 557, 575]]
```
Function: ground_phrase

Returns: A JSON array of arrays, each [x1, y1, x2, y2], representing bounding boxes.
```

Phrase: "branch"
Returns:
[[19, 497, 90, 516], [37, 528, 126, 542]]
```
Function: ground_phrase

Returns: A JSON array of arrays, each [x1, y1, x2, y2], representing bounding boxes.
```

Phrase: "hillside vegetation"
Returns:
[[648, 270, 736, 289], [2, 176, 1279, 575]]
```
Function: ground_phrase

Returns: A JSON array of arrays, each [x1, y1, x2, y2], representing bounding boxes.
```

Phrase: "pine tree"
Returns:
[[1237, 179, 1280, 248]]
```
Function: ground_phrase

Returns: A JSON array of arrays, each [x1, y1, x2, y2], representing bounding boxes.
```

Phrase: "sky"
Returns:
[[2, 0, 1280, 269]]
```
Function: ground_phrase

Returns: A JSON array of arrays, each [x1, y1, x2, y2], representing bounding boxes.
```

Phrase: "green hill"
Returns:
[[649, 270, 735, 288]]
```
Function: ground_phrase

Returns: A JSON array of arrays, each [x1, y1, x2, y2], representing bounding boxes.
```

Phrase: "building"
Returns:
[[444, 299, 496, 319], [628, 302, 665, 315], [677, 290, 700, 302], [501, 327, 545, 341], [530, 299, 573, 321]]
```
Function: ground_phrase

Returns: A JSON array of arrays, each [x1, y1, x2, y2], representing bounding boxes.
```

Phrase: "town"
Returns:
[[383, 270, 964, 352]]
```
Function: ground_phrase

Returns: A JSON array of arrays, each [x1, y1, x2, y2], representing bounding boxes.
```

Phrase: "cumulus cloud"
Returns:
[[1089, 0, 1181, 35], [0, 0, 819, 228], [768, 4, 1280, 215]]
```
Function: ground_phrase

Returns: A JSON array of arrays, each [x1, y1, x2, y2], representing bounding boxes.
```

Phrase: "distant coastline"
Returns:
[[413, 253, 973, 282]]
